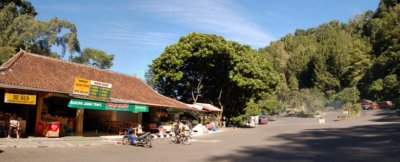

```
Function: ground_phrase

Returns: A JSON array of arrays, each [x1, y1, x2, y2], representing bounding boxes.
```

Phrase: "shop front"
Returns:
[[68, 98, 149, 135], [0, 90, 37, 137], [38, 94, 76, 137], [0, 51, 190, 138], [140, 106, 201, 134]]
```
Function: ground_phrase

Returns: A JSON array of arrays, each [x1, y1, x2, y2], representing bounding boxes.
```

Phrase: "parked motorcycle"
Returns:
[[122, 127, 153, 148]]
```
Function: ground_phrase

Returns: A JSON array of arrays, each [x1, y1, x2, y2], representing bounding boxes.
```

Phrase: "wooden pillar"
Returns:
[[35, 93, 44, 131], [76, 109, 84, 134], [137, 113, 142, 125], [111, 111, 117, 121], [203, 114, 206, 124]]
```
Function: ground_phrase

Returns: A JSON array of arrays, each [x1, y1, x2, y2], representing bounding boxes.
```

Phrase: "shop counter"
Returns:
[[36, 121, 60, 138]]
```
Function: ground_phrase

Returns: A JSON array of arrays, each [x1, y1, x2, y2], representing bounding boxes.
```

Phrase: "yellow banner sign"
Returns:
[[4, 93, 37, 105], [73, 77, 91, 95]]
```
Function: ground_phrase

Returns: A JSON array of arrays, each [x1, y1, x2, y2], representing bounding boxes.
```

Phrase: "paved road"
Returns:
[[1, 110, 399, 162]]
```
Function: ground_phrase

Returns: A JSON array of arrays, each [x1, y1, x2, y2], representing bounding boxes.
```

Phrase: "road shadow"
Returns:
[[208, 118, 400, 161], [370, 110, 400, 122], [0, 150, 3, 154]]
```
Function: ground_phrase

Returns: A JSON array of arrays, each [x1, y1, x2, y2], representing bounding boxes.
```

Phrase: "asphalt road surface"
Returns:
[[1, 110, 400, 162]]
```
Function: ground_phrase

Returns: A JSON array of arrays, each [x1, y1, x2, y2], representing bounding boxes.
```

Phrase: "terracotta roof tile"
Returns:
[[0, 51, 189, 109]]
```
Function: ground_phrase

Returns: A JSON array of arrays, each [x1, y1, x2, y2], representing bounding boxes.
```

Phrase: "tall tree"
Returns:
[[0, 1, 80, 63], [360, 0, 400, 100], [0, 0, 115, 69], [262, 21, 372, 93], [0, 0, 37, 16], [150, 32, 279, 120], [73, 48, 114, 69]]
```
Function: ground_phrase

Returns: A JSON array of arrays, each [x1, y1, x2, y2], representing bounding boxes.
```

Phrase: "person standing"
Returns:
[[8, 116, 20, 139]]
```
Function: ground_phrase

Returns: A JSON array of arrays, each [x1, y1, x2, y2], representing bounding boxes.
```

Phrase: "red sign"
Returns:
[[106, 103, 129, 108]]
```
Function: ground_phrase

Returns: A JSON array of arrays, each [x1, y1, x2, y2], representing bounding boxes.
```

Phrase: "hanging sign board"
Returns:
[[4, 93, 37, 105], [72, 77, 91, 95], [133, 104, 149, 113], [89, 80, 112, 100], [72, 77, 112, 100], [68, 98, 149, 112]]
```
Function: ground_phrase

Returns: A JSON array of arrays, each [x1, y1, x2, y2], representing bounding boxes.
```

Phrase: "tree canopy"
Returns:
[[150, 32, 279, 118], [259, 0, 400, 102], [73, 48, 115, 69], [0, 0, 114, 69], [149, 0, 400, 122]]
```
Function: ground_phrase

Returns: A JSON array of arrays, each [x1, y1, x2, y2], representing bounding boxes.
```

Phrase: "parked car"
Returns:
[[369, 103, 378, 109], [377, 101, 394, 109], [359, 99, 378, 110], [258, 115, 268, 125], [362, 103, 378, 110]]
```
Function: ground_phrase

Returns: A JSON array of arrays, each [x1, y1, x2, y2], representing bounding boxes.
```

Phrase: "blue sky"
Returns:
[[31, 0, 380, 78]]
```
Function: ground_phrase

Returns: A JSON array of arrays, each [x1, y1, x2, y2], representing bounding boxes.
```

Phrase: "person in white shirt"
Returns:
[[8, 116, 20, 139]]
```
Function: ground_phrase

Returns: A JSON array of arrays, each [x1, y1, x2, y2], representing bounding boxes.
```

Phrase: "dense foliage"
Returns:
[[0, 0, 114, 68], [150, 0, 400, 122], [261, 0, 400, 107], [150, 33, 279, 120]]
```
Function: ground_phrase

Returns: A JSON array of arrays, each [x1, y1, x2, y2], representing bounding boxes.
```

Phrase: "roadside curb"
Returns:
[[0, 127, 236, 148], [0, 137, 119, 148]]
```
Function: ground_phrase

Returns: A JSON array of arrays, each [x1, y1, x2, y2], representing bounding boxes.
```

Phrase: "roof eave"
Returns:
[[0, 83, 68, 94]]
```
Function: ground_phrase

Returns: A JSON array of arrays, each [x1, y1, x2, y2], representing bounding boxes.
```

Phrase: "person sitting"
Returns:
[[8, 116, 20, 139], [206, 123, 213, 130], [158, 123, 166, 135]]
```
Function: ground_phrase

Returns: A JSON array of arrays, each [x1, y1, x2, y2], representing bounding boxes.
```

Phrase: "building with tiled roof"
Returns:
[[0, 51, 188, 108], [0, 51, 190, 135]]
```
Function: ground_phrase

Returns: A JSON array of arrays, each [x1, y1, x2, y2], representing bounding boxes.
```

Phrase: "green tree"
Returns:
[[150, 32, 279, 120], [359, 0, 400, 100], [262, 21, 372, 93], [381, 74, 400, 99], [300, 89, 327, 114], [244, 98, 261, 116], [369, 75, 400, 100], [258, 96, 283, 115], [144, 67, 156, 88], [0, 2, 80, 63], [335, 87, 360, 104], [73, 48, 114, 69], [0, 0, 115, 69], [0, 0, 37, 16]]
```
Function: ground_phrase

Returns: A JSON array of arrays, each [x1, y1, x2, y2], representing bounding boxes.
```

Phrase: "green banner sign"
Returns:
[[68, 98, 149, 112], [89, 85, 111, 100]]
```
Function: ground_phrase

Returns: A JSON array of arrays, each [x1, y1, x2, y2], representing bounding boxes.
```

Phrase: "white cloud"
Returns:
[[131, 0, 275, 48], [36, 2, 121, 13], [92, 21, 178, 50]]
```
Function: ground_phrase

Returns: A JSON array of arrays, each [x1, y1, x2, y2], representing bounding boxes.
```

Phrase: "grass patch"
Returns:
[[336, 111, 360, 121]]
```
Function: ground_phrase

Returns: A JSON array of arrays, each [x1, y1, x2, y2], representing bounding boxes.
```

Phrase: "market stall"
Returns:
[[36, 114, 74, 137]]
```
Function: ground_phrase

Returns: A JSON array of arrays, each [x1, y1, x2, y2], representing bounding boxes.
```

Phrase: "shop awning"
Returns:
[[187, 103, 222, 112], [68, 98, 149, 112], [186, 104, 206, 112]]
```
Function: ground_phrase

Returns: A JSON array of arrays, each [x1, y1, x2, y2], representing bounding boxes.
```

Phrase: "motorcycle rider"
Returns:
[[181, 120, 191, 137], [172, 119, 182, 143]]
